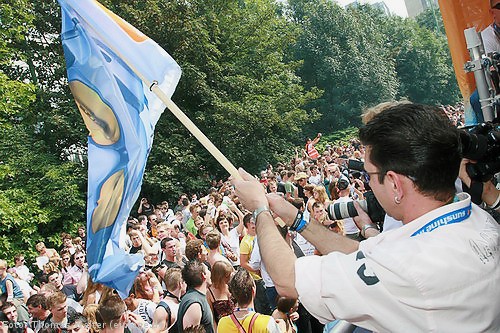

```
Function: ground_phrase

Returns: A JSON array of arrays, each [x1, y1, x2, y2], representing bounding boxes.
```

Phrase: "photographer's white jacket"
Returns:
[[295, 193, 499, 332]]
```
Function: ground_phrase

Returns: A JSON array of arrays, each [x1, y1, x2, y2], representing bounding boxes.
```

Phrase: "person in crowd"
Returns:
[[95, 295, 129, 333], [27, 294, 51, 333], [160, 237, 181, 270], [308, 165, 322, 186], [214, 213, 245, 269], [67, 313, 89, 333], [0, 302, 33, 333], [82, 304, 99, 333], [0, 259, 30, 322], [60, 249, 74, 286], [123, 285, 156, 333], [206, 261, 234, 330], [177, 260, 214, 333], [293, 172, 308, 201], [205, 231, 231, 268], [304, 133, 321, 160], [61, 234, 77, 256], [185, 240, 208, 264], [76, 227, 86, 250], [231, 102, 499, 332], [127, 226, 157, 256], [66, 250, 86, 286], [239, 214, 271, 315], [12, 254, 34, 283], [138, 197, 155, 217], [149, 268, 185, 333], [45, 291, 77, 331], [217, 268, 283, 332], [35, 243, 60, 272], [271, 297, 299, 333], [331, 178, 361, 240], [38, 284, 83, 315], [132, 270, 162, 303]]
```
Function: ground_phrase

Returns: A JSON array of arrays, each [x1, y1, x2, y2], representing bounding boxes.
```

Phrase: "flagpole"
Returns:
[[94, 46, 241, 180], [150, 83, 242, 180]]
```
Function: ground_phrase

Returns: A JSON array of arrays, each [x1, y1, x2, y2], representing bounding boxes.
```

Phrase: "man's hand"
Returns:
[[353, 201, 373, 230], [231, 168, 267, 211], [266, 193, 298, 226]]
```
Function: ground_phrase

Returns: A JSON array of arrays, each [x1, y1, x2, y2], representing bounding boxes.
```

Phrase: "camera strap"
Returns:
[[462, 181, 483, 205], [411, 203, 471, 237]]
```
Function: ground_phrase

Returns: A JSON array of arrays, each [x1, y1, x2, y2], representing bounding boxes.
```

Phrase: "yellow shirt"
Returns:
[[239, 234, 261, 280], [217, 312, 280, 333]]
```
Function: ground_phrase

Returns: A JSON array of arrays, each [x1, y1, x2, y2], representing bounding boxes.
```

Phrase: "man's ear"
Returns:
[[385, 171, 404, 197]]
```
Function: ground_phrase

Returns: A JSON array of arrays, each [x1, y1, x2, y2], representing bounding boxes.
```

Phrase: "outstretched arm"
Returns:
[[232, 169, 298, 298], [267, 194, 359, 255]]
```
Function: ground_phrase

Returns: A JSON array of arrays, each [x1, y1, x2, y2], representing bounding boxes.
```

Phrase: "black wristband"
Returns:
[[290, 210, 304, 231]]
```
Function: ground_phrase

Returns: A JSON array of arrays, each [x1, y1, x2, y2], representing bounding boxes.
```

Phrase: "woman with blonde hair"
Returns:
[[312, 185, 330, 206], [82, 303, 100, 333]]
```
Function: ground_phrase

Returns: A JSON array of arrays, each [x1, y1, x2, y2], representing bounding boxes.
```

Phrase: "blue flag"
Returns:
[[59, 0, 181, 298]]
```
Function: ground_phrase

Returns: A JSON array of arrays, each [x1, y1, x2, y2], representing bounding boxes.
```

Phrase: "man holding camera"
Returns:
[[231, 102, 499, 332]]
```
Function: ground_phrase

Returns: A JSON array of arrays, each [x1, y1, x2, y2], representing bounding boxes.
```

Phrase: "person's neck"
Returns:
[[165, 255, 175, 262], [165, 289, 181, 303], [40, 310, 50, 320], [102, 325, 125, 333], [401, 194, 450, 224], [234, 302, 255, 315], [194, 284, 207, 295], [52, 314, 66, 323]]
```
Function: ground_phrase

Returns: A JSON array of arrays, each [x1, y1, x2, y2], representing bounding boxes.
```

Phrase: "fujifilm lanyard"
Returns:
[[411, 204, 472, 237]]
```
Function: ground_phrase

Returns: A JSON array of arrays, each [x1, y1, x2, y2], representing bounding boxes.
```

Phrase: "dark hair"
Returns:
[[68, 313, 88, 326], [182, 260, 206, 288], [228, 268, 254, 306], [276, 297, 297, 314], [27, 294, 48, 310], [160, 237, 175, 249], [243, 213, 253, 228], [359, 103, 460, 202]]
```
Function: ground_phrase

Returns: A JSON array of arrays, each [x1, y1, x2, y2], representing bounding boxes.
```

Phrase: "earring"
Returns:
[[394, 196, 401, 204]]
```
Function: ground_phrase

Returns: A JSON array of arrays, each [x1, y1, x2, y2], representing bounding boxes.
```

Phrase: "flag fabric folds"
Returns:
[[58, 0, 181, 298]]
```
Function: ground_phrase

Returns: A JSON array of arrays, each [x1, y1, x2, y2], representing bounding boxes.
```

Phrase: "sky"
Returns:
[[337, 0, 409, 17]]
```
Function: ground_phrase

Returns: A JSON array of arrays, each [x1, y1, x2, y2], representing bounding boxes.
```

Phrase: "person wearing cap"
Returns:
[[231, 102, 499, 332], [293, 172, 308, 201]]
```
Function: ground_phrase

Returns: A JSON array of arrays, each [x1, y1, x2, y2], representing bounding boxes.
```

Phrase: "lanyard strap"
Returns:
[[411, 204, 471, 237]]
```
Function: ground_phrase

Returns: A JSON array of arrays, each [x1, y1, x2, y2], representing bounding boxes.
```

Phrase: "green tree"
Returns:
[[0, 0, 87, 261], [382, 15, 460, 105], [289, 1, 399, 133]]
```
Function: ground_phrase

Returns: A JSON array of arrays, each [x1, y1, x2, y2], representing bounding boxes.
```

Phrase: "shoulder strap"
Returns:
[[207, 287, 216, 301], [157, 301, 172, 328], [230, 313, 247, 333], [248, 313, 259, 333]]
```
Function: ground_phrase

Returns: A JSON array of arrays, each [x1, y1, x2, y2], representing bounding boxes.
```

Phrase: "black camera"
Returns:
[[328, 191, 386, 223], [460, 121, 500, 182]]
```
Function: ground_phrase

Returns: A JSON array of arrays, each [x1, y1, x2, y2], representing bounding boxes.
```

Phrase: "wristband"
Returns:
[[294, 218, 308, 233], [253, 206, 270, 221], [487, 192, 500, 210], [361, 224, 378, 238], [290, 210, 303, 230]]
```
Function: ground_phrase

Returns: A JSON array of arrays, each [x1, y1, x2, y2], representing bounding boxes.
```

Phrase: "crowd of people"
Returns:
[[1, 101, 498, 333]]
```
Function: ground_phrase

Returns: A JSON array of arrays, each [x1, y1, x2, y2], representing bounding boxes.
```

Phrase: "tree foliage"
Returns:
[[289, 1, 399, 133], [0, 0, 461, 262]]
